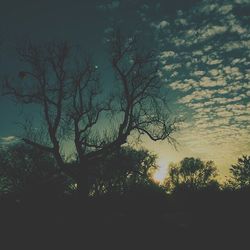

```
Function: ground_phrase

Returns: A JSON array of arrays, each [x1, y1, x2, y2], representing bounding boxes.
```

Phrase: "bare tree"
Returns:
[[2, 31, 177, 198]]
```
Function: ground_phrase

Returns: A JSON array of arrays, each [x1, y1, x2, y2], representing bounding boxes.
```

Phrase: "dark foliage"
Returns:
[[228, 155, 250, 189], [88, 147, 158, 196], [165, 157, 219, 192], [0, 143, 68, 196]]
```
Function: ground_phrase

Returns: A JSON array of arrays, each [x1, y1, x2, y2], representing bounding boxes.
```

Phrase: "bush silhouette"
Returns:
[[228, 155, 250, 189], [165, 157, 218, 192]]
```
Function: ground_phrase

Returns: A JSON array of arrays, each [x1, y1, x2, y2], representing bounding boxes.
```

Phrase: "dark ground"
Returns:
[[0, 190, 249, 249]]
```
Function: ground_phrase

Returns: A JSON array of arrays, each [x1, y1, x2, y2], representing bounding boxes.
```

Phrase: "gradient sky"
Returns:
[[0, 0, 249, 179]]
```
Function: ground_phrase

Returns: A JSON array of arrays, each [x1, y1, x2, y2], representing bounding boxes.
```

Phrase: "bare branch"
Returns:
[[2, 31, 178, 195]]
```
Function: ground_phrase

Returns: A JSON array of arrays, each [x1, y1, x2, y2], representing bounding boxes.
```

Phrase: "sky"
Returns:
[[0, 0, 249, 179]]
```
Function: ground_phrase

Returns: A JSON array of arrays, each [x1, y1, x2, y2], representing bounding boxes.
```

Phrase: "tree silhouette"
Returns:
[[89, 146, 157, 195], [0, 143, 64, 194], [2, 31, 177, 198], [166, 157, 218, 192], [228, 155, 250, 189]]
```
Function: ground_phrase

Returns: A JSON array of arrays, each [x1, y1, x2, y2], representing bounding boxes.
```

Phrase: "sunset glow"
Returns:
[[152, 159, 169, 184]]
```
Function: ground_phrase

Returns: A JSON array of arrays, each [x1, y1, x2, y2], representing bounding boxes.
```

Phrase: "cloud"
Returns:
[[206, 59, 223, 65], [159, 21, 169, 29], [217, 4, 233, 14], [222, 40, 250, 51], [97, 1, 120, 11], [193, 70, 205, 76], [163, 63, 181, 71], [234, 0, 250, 4], [178, 89, 215, 104], [0, 136, 20, 145], [153, 0, 250, 172], [169, 81, 192, 92], [200, 25, 228, 41], [2, 136, 16, 142], [160, 51, 176, 58]]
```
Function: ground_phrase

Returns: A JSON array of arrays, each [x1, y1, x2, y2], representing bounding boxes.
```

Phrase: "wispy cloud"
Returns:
[[1, 136, 16, 142], [97, 0, 120, 11], [0, 136, 19, 145]]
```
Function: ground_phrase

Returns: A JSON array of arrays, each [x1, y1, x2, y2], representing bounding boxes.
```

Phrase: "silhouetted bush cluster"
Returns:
[[0, 144, 53, 191]]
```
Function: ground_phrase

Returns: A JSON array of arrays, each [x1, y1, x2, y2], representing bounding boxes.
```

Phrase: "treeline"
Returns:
[[1, 143, 250, 248], [0, 142, 249, 198], [0, 143, 159, 197], [165, 155, 250, 192]]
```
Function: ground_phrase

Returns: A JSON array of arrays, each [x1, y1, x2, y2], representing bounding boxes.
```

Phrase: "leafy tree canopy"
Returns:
[[228, 155, 250, 189], [165, 157, 218, 192]]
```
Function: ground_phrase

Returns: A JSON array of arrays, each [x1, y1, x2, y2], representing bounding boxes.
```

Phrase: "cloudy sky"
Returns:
[[0, 0, 249, 178]]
